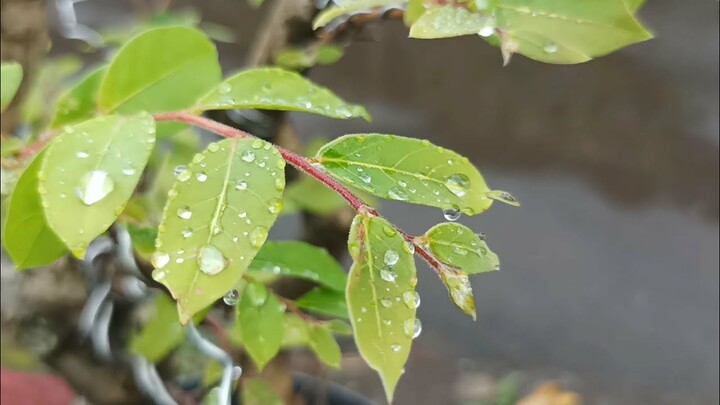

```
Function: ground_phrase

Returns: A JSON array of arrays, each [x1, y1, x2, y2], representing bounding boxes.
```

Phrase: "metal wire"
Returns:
[[186, 323, 239, 405]]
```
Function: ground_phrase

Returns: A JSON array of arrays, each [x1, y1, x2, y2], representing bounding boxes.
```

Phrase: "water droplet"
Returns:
[[174, 165, 191, 182], [268, 198, 283, 214], [238, 211, 247, 218], [181, 228, 193, 238], [153, 271, 166, 281], [544, 42, 558, 54], [198, 245, 226, 275], [218, 82, 232, 94], [403, 242, 415, 255], [358, 172, 372, 183], [382, 225, 397, 237], [383, 319, 392, 326], [196, 172, 208, 182], [251, 139, 264, 149], [443, 207, 461, 221], [381, 298, 392, 308], [192, 153, 205, 164], [444, 174, 470, 197], [391, 344, 402, 352], [275, 178, 284, 191], [398, 180, 407, 188], [380, 267, 397, 283], [275, 159, 286, 169], [453, 246, 468, 256], [384, 250, 399, 266], [403, 318, 422, 339], [211, 224, 223, 235], [122, 167, 136, 176], [241, 150, 256, 162], [207, 142, 220, 152], [361, 306, 368, 313], [486, 190, 520, 206], [177, 205, 192, 219], [76, 170, 114, 205], [235, 180, 248, 190], [223, 289, 239, 305], [76, 151, 89, 158], [388, 187, 408, 201], [403, 291, 420, 309], [246, 283, 268, 306], [478, 232, 486, 241], [249, 227, 268, 248], [151, 251, 169, 269]]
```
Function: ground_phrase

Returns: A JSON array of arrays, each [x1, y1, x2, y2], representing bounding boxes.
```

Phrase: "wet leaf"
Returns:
[[436, 265, 476, 320], [235, 283, 285, 370], [281, 314, 310, 347], [152, 137, 286, 324], [423, 222, 499, 274], [195, 67, 370, 121], [313, 0, 399, 29], [50, 67, 105, 128], [39, 113, 156, 258], [493, 0, 652, 64], [98, 26, 221, 136], [296, 288, 349, 319], [410, 6, 495, 39], [308, 324, 342, 368], [242, 379, 282, 405], [346, 214, 418, 403], [3, 150, 66, 269], [316, 134, 493, 215], [1, 62, 23, 112], [129, 294, 184, 362]]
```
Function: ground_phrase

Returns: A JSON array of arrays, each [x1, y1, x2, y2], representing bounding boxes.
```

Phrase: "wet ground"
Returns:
[[46, 0, 719, 403]]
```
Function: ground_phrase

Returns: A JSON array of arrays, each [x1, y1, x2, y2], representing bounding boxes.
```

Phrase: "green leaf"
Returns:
[[494, 0, 653, 64], [346, 214, 418, 403], [125, 223, 158, 262], [326, 319, 353, 335], [436, 265, 476, 320], [281, 314, 310, 347], [151, 137, 286, 324], [247, 0, 265, 8], [39, 113, 156, 258], [1, 62, 23, 112], [423, 222, 499, 274], [283, 176, 348, 214], [624, 0, 645, 12], [274, 47, 317, 70], [316, 134, 493, 215], [409, 6, 495, 39], [242, 379, 282, 405], [195, 68, 370, 121], [308, 325, 342, 368], [316, 44, 344, 65], [296, 288, 349, 319], [405, 0, 428, 26], [1, 138, 24, 157], [129, 294, 185, 362], [313, 0, 399, 29], [50, 67, 105, 128], [248, 241, 347, 291], [235, 283, 285, 370], [98, 26, 221, 114], [3, 150, 66, 269], [22, 56, 82, 129]]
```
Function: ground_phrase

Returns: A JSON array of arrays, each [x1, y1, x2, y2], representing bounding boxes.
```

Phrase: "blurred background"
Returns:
[[1, 0, 718, 404]]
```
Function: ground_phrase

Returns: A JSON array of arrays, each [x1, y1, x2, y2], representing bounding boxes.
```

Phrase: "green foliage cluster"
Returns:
[[0, 1, 651, 401]]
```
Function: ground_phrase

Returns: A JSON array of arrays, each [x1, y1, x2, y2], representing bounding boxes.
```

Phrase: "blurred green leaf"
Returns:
[[410, 6, 495, 39], [1, 62, 23, 112], [39, 113, 156, 258], [235, 283, 285, 370], [405, 0, 427, 25], [195, 67, 370, 121], [316, 134, 493, 215], [316, 44, 345, 65], [308, 324, 342, 368], [242, 379, 282, 405], [248, 241, 347, 291], [313, 0, 399, 29], [423, 222, 499, 274], [129, 294, 184, 362], [125, 222, 157, 262], [0, 138, 24, 157], [346, 214, 418, 403], [3, 150, 66, 269], [326, 319, 353, 335], [283, 176, 348, 214], [22, 56, 82, 130], [281, 313, 310, 347], [98, 26, 221, 120], [296, 288, 349, 319], [152, 138, 285, 324], [50, 67, 105, 128]]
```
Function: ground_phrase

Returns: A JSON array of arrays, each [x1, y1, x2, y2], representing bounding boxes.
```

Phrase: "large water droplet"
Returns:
[[174, 165, 191, 182], [382, 225, 397, 237], [381, 298, 392, 308], [241, 150, 256, 163], [388, 187, 408, 201], [268, 198, 283, 214], [223, 289, 239, 305], [198, 245, 226, 275], [380, 267, 397, 283], [207, 142, 220, 152], [196, 172, 208, 182], [443, 206, 461, 221], [151, 251, 170, 269], [486, 190, 520, 206], [177, 205, 192, 219], [249, 227, 268, 248], [235, 180, 248, 190], [403, 318, 422, 339], [444, 174, 470, 197], [543, 42, 558, 54], [384, 250, 399, 266], [181, 228, 193, 238], [76, 170, 114, 205], [251, 139, 264, 149], [402, 291, 420, 309], [358, 172, 372, 183]]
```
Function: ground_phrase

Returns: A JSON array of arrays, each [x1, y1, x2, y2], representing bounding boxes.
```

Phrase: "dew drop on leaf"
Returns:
[[544, 42, 559, 54], [382, 225, 397, 237], [402, 291, 420, 309], [76, 151, 89, 158], [196, 172, 208, 182], [198, 245, 226, 275], [177, 205, 192, 219], [207, 142, 220, 152], [218, 83, 232, 94], [268, 198, 283, 214], [358, 172, 372, 183], [384, 250, 400, 266], [181, 228, 193, 238], [444, 173, 470, 197], [403, 318, 422, 339], [235, 180, 248, 190], [486, 190, 520, 206], [381, 298, 392, 308], [76, 170, 114, 205], [151, 251, 170, 269], [249, 226, 268, 249], [380, 267, 397, 283], [223, 289, 239, 305], [174, 165, 191, 182], [251, 139, 264, 149], [391, 344, 401, 352], [122, 167, 136, 176], [388, 187, 408, 201], [241, 150, 256, 162]]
